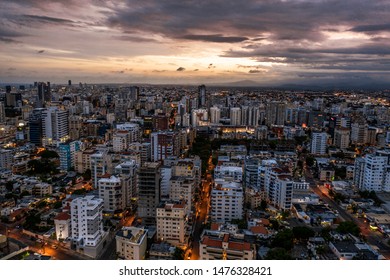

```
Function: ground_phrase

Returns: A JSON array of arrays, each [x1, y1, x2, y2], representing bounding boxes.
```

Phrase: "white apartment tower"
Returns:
[[210, 179, 244, 223], [98, 175, 124, 213], [70, 196, 105, 249], [311, 132, 328, 155], [156, 200, 188, 246]]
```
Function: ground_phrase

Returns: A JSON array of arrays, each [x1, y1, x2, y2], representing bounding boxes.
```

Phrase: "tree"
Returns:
[[231, 219, 248, 229], [5, 181, 14, 192], [82, 169, 92, 181], [293, 226, 315, 241], [172, 247, 185, 260], [336, 221, 360, 237], [38, 150, 59, 159], [265, 248, 294, 260], [269, 219, 280, 231], [306, 156, 315, 167], [53, 201, 62, 209], [260, 200, 268, 211], [271, 229, 294, 250]]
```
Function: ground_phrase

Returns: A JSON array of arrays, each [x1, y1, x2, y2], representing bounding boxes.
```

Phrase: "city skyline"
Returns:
[[1, 0, 390, 87]]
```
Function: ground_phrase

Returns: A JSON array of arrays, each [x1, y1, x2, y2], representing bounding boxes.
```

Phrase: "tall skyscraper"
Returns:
[[210, 106, 221, 124], [230, 107, 241, 126], [37, 82, 51, 108], [198, 84, 206, 108], [42, 107, 69, 146], [138, 162, 161, 225], [28, 108, 45, 146], [265, 101, 286, 126]]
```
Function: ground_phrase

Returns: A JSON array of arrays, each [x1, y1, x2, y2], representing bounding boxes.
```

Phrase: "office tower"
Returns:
[[210, 106, 221, 124], [210, 179, 244, 223], [70, 196, 106, 258], [333, 128, 351, 149], [308, 110, 325, 128], [58, 140, 81, 171], [156, 200, 188, 246], [230, 107, 241, 126], [138, 162, 161, 225], [198, 84, 206, 108], [69, 115, 83, 140], [311, 132, 328, 155], [351, 120, 368, 145], [98, 175, 124, 213], [37, 82, 51, 107], [265, 101, 286, 126], [116, 227, 148, 260], [41, 107, 69, 146], [68, 80, 72, 86], [28, 108, 45, 146]]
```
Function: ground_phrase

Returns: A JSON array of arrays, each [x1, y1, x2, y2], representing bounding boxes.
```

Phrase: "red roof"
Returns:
[[210, 223, 221, 231], [201, 236, 222, 248], [222, 233, 229, 243], [250, 226, 269, 235], [228, 241, 251, 251], [54, 212, 71, 221]]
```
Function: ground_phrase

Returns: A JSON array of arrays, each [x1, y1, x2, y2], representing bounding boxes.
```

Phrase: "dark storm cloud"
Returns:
[[37, 50, 45, 53], [106, 0, 390, 43], [179, 34, 248, 43], [113, 35, 158, 43], [19, 14, 75, 25], [176, 67, 185, 71], [350, 23, 390, 33]]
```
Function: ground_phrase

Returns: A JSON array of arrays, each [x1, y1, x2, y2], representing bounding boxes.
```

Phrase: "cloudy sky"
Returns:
[[1, 0, 390, 86]]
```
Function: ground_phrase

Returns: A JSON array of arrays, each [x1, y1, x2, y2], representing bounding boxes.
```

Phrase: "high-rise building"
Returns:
[[150, 131, 179, 162], [230, 107, 241, 126], [0, 149, 13, 170], [98, 175, 124, 213], [70, 195, 106, 258], [42, 107, 69, 146], [210, 106, 221, 124], [156, 200, 188, 246], [265, 101, 286, 126], [138, 162, 161, 225], [198, 85, 206, 108], [0, 102, 5, 123], [36, 82, 51, 107], [311, 132, 328, 155], [115, 160, 138, 209], [169, 177, 195, 215], [91, 150, 108, 188], [354, 152, 390, 192], [58, 140, 81, 171], [334, 128, 351, 149], [265, 168, 293, 210], [210, 179, 244, 223], [351, 121, 368, 145], [28, 108, 45, 146]]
